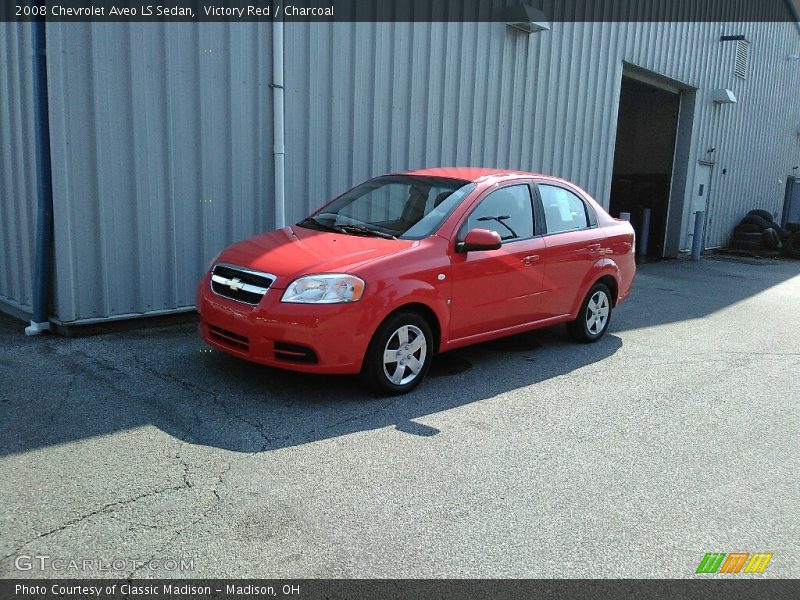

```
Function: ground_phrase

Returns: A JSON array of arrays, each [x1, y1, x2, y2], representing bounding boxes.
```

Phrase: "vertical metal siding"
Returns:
[[285, 16, 799, 253], [46, 23, 274, 322], [0, 23, 38, 316], [4, 6, 796, 323]]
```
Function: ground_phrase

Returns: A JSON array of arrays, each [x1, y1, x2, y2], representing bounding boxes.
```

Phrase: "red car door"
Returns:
[[537, 183, 607, 318], [449, 183, 546, 341]]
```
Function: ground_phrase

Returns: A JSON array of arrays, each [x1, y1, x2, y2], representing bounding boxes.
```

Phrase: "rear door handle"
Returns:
[[522, 255, 539, 266]]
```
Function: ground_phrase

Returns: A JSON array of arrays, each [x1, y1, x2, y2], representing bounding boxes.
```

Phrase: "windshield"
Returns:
[[298, 175, 476, 240]]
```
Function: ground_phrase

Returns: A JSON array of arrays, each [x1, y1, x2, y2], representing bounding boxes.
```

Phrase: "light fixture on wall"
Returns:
[[711, 88, 737, 104], [504, 3, 550, 33]]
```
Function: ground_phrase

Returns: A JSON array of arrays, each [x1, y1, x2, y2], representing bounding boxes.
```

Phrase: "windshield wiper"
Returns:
[[477, 215, 517, 240], [298, 218, 397, 239], [296, 217, 345, 234], [337, 225, 397, 240]]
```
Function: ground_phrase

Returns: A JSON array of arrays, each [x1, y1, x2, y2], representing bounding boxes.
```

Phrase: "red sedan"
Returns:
[[197, 168, 635, 394]]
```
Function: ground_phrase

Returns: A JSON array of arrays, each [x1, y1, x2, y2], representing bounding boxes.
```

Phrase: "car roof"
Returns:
[[399, 166, 556, 183]]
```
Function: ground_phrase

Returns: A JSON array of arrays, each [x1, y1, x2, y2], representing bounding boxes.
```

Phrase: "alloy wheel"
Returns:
[[586, 290, 610, 335], [382, 324, 427, 385]]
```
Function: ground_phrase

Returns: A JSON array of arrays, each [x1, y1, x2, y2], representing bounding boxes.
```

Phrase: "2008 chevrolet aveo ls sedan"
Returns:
[[198, 168, 635, 395]]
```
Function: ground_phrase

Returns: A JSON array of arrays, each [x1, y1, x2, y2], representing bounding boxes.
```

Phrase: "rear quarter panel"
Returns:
[[602, 220, 636, 303]]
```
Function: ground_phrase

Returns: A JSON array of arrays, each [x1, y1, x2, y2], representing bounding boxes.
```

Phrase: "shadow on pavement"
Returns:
[[614, 256, 798, 332], [1, 255, 798, 456], [1, 315, 620, 455]]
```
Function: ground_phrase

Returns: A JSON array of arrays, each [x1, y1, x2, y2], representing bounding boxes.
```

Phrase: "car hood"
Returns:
[[217, 226, 417, 287]]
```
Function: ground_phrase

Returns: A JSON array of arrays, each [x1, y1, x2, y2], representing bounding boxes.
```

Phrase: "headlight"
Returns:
[[281, 274, 365, 304]]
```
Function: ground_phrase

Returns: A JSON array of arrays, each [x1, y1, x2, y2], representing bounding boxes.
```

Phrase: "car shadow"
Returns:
[[0, 315, 620, 456], [161, 328, 624, 453], [2, 256, 798, 457]]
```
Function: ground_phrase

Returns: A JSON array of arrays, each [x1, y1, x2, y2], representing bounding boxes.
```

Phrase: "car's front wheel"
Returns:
[[567, 283, 613, 343], [361, 311, 433, 395]]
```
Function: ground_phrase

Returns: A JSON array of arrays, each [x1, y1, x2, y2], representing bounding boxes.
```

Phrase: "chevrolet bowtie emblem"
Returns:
[[227, 277, 244, 291]]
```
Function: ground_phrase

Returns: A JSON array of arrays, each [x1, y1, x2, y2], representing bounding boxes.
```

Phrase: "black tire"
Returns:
[[732, 231, 762, 242], [733, 223, 761, 234], [783, 231, 800, 259], [740, 215, 771, 230], [786, 222, 800, 234], [360, 311, 433, 395], [566, 283, 613, 343], [762, 228, 780, 250], [746, 209, 774, 221]]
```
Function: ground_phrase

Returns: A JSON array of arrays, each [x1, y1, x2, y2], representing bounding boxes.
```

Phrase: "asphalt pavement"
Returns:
[[1, 255, 798, 578]]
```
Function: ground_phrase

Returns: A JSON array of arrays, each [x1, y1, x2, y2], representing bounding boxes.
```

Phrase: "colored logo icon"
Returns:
[[696, 552, 773, 574]]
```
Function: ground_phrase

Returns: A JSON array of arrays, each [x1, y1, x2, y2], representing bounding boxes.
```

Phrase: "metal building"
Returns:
[[2, 2, 800, 328]]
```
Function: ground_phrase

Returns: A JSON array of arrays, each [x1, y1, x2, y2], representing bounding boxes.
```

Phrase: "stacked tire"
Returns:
[[730, 209, 789, 253]]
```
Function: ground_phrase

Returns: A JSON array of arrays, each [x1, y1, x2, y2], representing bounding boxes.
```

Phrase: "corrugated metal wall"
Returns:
[[0, 23, 38, 317], [46, 22, 274, 322], [684, 21, 800, 248], [284, 18, 800, 249], [2, 7, 798, 323]]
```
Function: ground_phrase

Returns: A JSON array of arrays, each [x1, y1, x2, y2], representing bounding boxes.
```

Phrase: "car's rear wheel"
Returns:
[[567, 283, 612, 343], [361, 311, 433, 395]]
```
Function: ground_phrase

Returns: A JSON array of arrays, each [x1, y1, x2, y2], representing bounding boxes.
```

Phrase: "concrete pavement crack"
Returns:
[[126, 462, 232, 578], [176, 451, 193, 489], [316, 397, 401, 434], [2, 483, 192, 562], [128, 354, 274, 450], [129, 351, 407, 452], [46, 372, 76, 432]]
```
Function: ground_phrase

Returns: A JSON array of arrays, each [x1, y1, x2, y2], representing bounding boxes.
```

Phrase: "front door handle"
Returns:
[[522, 255, 539, 266]]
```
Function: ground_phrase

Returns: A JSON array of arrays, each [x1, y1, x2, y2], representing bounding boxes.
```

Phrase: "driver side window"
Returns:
[[465, 185, 534, 242]]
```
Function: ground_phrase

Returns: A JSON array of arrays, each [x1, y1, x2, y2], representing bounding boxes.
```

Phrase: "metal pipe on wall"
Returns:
[[272, 19, 286, 228], [25, 20, 54, 336]]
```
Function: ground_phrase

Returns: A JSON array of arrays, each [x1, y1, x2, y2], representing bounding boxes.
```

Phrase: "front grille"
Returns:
[[274, 342, 318, 364], [210, 263, 275, 305], [209, 325, 250, 352]]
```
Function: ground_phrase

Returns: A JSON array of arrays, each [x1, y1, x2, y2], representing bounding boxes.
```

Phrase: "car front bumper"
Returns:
[[196, 273, 374, 374]]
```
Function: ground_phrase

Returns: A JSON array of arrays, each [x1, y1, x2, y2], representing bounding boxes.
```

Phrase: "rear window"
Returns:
[[539, 184, 594, 233]]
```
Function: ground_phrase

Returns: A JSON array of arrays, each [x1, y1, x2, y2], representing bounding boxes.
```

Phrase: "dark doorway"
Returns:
[[610, 76, 680, 259]]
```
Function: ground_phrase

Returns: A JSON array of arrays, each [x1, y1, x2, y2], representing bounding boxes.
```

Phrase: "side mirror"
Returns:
[[456, 228, 502, 252]]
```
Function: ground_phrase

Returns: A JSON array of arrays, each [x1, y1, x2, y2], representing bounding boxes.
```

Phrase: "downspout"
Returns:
[[272, 18, 286, 228], [25, 19, 54, 336]]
